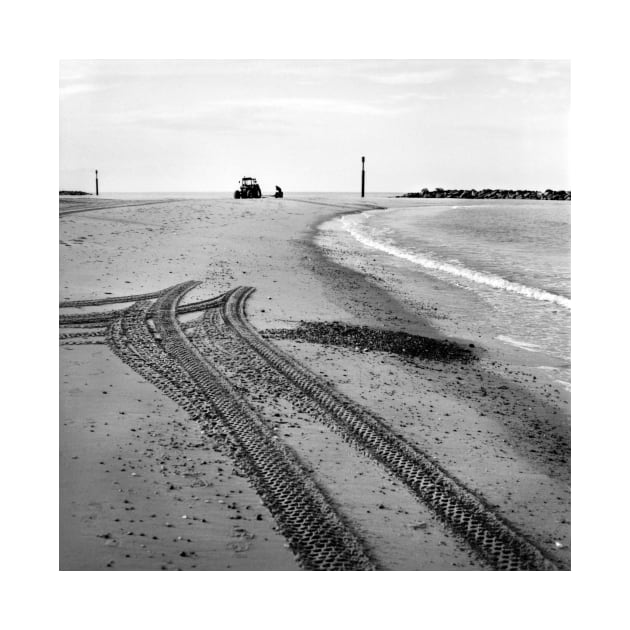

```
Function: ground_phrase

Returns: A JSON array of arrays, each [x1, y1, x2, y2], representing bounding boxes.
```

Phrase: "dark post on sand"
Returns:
[[361, 156, 365, 198], [95, 170, 99, 196]]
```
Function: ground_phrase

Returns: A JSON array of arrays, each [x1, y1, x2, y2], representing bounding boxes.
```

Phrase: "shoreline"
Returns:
[[60, 195, 570, 570], [299, 203, 443, 339], [311, 200, 571, 384]]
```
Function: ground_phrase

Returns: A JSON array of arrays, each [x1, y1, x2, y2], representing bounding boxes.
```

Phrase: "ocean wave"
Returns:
[[337, 215, 571, 310], [496, 335, 542, 351]]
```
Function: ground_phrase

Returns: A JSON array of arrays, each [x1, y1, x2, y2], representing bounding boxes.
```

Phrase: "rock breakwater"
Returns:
[[398, 188, 570, 200]]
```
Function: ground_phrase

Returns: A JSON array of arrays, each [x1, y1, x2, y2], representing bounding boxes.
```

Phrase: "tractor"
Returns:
[[234, 177, 262, 199]]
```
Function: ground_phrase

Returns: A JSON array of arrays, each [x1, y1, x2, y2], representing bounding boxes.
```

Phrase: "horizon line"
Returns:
[[59, 187, 572, 194]]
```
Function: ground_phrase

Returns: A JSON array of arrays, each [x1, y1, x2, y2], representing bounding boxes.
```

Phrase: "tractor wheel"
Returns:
[[254, 187, 261, 198], [234, 190, 241, 199]]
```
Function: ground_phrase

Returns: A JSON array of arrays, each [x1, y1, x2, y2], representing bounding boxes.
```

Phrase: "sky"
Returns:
[[59, 60, 570, 193]]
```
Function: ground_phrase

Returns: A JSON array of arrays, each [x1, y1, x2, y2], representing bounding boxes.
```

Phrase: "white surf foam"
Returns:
[[337, 214, 571, 310], [496, 335, 542, 352]]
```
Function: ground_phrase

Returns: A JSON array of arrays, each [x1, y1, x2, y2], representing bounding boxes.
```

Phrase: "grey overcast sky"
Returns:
[[60, 60, 570, 193]]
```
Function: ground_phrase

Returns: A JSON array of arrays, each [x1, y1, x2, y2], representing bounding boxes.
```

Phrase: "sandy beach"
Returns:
[[59, 195, 570, 570]]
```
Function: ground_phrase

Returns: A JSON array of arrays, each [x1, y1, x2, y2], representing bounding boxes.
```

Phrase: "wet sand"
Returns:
[[59, 195, 570, 570]]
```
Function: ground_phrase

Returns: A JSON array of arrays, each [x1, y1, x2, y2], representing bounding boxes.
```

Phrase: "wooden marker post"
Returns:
[[95, 170, 99, 196], [361, 156, 365, 198]]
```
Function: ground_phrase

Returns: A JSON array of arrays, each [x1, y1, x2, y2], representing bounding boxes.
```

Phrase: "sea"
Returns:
[[317, 198, 571, 388]]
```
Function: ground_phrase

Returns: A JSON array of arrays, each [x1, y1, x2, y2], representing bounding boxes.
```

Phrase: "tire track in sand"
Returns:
[[106, 282, 376, 571], [219, 286, 559, 571]]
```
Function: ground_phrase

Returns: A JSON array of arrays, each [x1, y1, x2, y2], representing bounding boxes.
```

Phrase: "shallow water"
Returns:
[[318, 199, 571, 385]]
